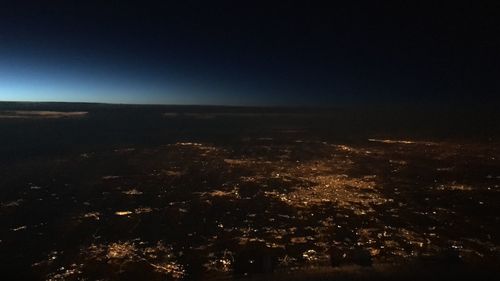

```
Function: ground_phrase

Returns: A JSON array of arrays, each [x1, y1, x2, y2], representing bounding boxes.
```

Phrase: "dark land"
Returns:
[[0, 102, 499, 280]]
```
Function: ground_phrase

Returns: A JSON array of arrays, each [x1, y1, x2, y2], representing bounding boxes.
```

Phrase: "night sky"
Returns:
[[0, 1, 499, 106]]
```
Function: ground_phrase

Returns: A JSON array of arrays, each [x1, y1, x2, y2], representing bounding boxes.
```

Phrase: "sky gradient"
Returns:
[[1, 1, 499, 106]]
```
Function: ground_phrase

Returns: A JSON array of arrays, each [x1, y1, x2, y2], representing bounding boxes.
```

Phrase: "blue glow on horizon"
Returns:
[[0, 58, 214, 104], [0, 54, 292, 106]]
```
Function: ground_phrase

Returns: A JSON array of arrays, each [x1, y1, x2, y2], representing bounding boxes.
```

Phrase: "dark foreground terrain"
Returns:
[[0, 102, 499, 280]]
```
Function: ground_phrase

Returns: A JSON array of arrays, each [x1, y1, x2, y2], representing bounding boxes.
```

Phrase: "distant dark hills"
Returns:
[[0, 101, 498, 163]]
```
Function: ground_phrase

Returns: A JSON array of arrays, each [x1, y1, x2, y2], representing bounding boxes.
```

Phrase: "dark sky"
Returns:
[[0, 1, 499, 105]]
